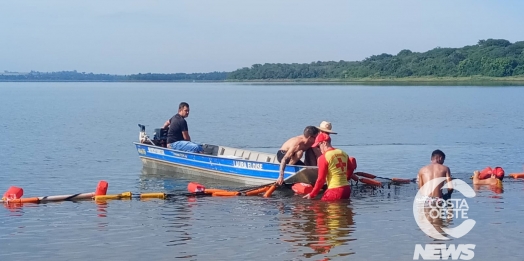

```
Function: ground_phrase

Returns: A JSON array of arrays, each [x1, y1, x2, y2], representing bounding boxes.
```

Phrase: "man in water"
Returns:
[[303, 132, 355, 201], [417, 149, 453, 204], [472, 170, 503, 187], [162, 102, 203, 153], [276, 126, 319, 185]]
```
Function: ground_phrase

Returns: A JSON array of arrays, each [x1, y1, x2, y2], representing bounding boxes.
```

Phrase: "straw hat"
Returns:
[[317, 121, 337, 134]]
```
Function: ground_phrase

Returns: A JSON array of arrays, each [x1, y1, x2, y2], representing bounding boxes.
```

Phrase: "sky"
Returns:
[[0, 0, 523, 75]]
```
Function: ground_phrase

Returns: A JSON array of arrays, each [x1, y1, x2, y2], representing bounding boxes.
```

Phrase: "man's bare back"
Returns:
[[280, 135, 313, 161], [276, 126, 319, 185], [417, 150, 452, 198]]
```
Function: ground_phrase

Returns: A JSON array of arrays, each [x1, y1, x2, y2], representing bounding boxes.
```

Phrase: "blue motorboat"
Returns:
[[134, 124, 318, 186]]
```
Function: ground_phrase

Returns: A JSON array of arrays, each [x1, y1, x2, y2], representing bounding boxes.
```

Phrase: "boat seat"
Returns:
[[234, 150, 245, 158], [201, 144, 215, 155], [266, 155, 276, 163], [248, 153, 259, 161], [212, 146, 220, 156], [222, 147, 236, 157]]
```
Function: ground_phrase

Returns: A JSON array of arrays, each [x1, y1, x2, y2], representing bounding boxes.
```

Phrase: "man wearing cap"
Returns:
[[303, 132, 356, 201], [317, 121, 337, 135], [304, 121, 338, 166]]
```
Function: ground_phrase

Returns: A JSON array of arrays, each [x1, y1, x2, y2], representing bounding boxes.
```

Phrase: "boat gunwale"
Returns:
[[133, 142, 318, 170]]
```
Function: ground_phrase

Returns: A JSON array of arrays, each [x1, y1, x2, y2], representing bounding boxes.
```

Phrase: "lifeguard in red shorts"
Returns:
[[303, 132, 357, 201]]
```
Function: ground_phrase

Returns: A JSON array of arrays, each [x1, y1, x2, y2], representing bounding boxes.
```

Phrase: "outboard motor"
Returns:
[[138, 124, 157, 146], [153, 127, 169, 147], [138, 124, 147, 143]]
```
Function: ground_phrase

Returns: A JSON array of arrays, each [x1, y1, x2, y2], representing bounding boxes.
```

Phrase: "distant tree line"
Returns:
[[127, 72, 227, 81], [0, 70, 228, 81], [227, 39, 524, 80], [2, 39, 523, 82], [0, 71, 125, 81]]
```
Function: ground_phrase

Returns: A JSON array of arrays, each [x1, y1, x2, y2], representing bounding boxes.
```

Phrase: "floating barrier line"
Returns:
[[2, 180, 283, 206], [510, 173, 524, 179], [38, 192, 95, 202], [354, 172, 415, 184]]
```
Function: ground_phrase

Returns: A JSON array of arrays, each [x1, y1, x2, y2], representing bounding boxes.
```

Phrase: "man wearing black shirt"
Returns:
[[162, 102, 203, 153]]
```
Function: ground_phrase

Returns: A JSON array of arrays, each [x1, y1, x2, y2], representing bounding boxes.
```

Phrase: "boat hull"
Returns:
[[134, 142, 318, 186]]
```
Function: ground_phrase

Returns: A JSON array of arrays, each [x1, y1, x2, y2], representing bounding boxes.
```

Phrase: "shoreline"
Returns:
[[226, 76, 524, 85], [1, 76, 524, 85]]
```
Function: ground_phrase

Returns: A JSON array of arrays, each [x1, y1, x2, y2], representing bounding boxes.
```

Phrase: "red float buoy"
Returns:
[[95, 181, 108, 196], [188, 182, 206, 193], [2, 186, 24, 200]]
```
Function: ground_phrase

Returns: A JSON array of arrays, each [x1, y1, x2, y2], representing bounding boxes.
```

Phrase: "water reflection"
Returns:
[[95, 200, 108, 218], [417, 204, 454, 240], [281, 201, 355, 259], [473, 184, 503, 195]]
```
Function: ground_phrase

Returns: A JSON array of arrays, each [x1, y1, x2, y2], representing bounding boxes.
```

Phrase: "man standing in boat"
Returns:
[[162, 102, 203, 153], [276, 126, 319, 185], [303, 132, 355, 201]]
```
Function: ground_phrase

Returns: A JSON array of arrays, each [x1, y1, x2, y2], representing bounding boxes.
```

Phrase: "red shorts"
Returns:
[[321, 185, 351, 201]]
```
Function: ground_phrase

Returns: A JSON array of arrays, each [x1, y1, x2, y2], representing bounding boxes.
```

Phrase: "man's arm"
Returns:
[[277, 146, 299, 185], [417, 169, 424, 189], [347, 156, 356, 181], [181, 120, 190, 141], [291, 150, 304, 165], [162, 119, 170, 129], [472, 171, 496, 185], [446, 167, 453, 191], [182, 131, 191, 141], [304, 155, 327, 199]]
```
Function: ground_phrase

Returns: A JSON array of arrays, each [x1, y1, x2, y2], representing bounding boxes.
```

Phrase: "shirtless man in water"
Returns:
[[417, 149, 453, 200], [276, 126, 319, 185]]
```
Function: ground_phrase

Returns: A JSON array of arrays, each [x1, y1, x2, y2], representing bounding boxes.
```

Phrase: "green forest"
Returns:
[[2, 39, 523, 82], [227, 39, 524, 80]]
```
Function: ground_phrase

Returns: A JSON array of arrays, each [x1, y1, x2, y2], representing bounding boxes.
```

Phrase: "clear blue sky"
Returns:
[[1, 0, 523, 74]]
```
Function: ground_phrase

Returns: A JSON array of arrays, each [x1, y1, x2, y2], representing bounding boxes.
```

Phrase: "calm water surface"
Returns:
[[1, 82, 524, 260]]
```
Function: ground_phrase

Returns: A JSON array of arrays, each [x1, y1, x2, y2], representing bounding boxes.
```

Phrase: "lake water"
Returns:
[[1, 82, 524, 261]]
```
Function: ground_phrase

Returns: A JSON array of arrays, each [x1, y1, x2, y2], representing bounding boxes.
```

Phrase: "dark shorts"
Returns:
[[424, 197, 446, 208], [276, 150, 304, 165]]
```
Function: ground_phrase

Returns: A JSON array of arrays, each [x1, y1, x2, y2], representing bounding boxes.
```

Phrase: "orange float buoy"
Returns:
[[2, 186, 24, 200], [244, 186, 270, 196], [5, 197, 40, 204], [291, 183, 313, 195], [391, 178, 411, 184], [478, 167, 493, 179], [203, 188, 229, 194], [355, 172, 377, 179], [188, 182, 206, 193], [212, 191, 240, 197], [359, 178, 382, 187], [263, 184, 277, 198], [95, 180, 108, 196], [509, 173, 524, 179]]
